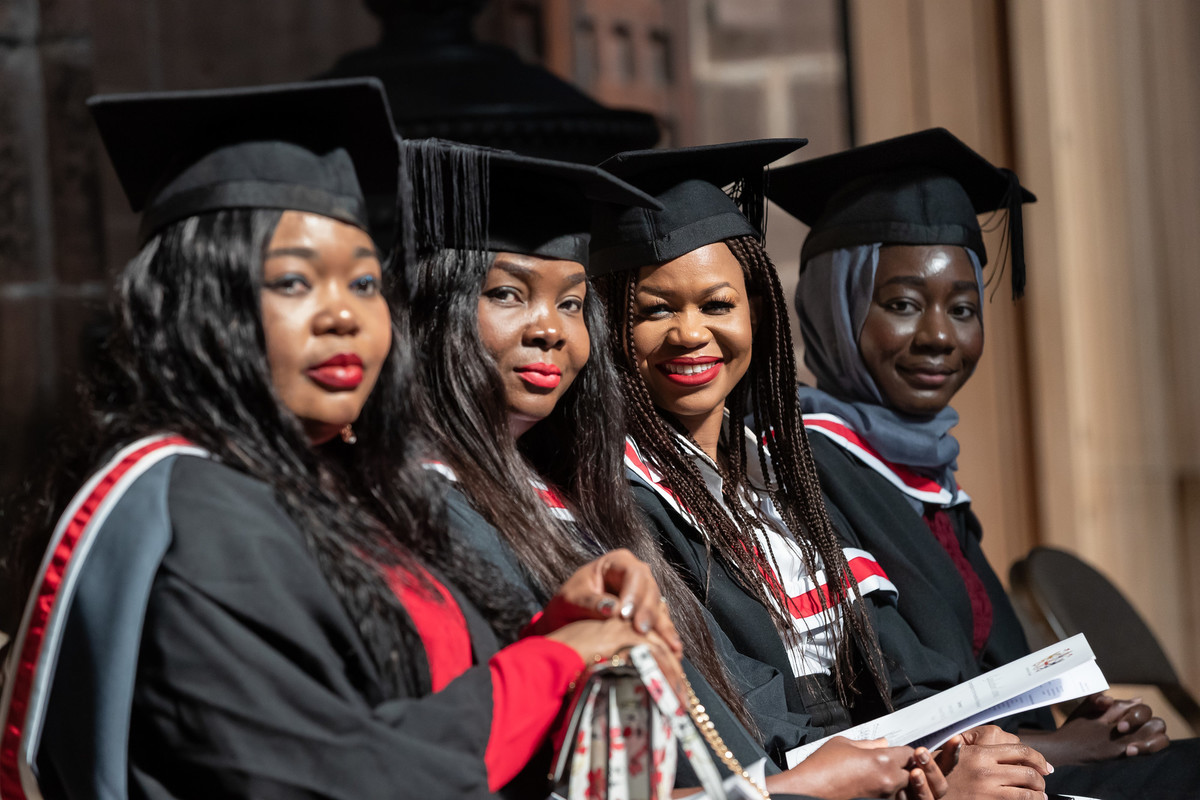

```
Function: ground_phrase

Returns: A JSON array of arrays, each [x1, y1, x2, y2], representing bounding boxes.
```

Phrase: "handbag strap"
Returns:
[[628, 646, 769, 800]]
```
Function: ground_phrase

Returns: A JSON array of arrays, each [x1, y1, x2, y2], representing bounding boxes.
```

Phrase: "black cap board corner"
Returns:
[[88, 78, 400, 245], [767, 127, 1035, 299], [589, 137, 809, 277]]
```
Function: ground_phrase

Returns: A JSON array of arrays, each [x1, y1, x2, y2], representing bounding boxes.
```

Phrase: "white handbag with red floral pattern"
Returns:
[[551, 645, 747, 800]]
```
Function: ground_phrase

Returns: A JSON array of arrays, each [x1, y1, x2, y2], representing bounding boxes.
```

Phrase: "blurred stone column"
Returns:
[[0, 0, 107, 496], [682, 0, 852, 385]]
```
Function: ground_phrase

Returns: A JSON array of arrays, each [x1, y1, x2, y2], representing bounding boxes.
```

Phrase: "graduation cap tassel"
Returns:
[[731, 170, 768, 243], [1002, 168, 1026, 300], [400, 138, 490, 254], [393, 156, 417, 295], [393, 139, 487, 298]]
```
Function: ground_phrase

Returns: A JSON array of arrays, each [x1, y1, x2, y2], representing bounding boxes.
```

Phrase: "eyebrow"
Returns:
[[637, 281, 733, 298], [263, 246, 380, 260], [880, 275, 978, 293], [492, 260, 587, 288], [492, 261, 535, 280]]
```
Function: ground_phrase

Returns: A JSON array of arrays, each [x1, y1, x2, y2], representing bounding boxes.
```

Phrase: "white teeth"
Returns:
[[662, 362, 716, 375]]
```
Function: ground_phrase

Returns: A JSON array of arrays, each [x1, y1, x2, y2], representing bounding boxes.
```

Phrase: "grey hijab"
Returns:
[[793, 243, 983, 492]]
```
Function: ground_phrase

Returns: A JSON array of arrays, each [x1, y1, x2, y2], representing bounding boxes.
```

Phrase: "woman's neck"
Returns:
[[508, 414, 537, 440], [672, 404, 725, 462]]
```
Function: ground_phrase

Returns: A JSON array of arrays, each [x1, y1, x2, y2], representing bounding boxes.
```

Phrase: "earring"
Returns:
[[340, 423, 358, 445]]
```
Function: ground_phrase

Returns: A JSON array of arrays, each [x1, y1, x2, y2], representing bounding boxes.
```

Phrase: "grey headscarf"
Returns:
[[794, 243, 983, 492]]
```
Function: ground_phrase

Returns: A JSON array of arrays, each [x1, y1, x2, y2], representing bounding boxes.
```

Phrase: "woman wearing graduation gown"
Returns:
[[403, 141, 950, 800], [0, 80, 682, 800], [591, 139, 1062, 800], [768, 127, 1200, 798]]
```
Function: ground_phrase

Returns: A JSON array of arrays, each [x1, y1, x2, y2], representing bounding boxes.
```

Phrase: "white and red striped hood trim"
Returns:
[[0, 435, 208, 800], [623, 437, 694, 525], [422, 460, 575, 522], [802, 413, 970, 508], [528, 477, 574, 522], [623, 432, 898, 677], [762, 540, 897, 678], [765, 547, 898, 622]]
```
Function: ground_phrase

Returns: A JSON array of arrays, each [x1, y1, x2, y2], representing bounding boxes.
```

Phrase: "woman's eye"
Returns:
[[484, 286, 521, 304], [703, 299, 735, 314], [884, 298, 920, 314], [636, 303, 671, 319], [351, 275, 380, 296], [559, 297, 584, 313], [950, 303, 978, 320], [265, 274, 310, 296]]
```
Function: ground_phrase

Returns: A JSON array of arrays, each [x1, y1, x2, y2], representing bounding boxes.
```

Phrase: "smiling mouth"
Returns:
[[657, 358, 722, 387], [898, 366, 955, 388]]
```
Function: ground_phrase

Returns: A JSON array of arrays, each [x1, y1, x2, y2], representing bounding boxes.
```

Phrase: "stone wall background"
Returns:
[[683, 0, 849, 386], [0, 0, 846, 497], [3, 0, 109, 500], [0, 0, 380, 496]]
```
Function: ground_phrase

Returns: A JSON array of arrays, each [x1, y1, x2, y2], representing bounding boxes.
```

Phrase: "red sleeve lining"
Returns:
[[485, 636, 584, 791]]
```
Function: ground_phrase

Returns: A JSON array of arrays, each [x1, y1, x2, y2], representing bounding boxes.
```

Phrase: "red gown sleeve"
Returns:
[[386, 569, 585, 791], [485, 636, 584, 790]]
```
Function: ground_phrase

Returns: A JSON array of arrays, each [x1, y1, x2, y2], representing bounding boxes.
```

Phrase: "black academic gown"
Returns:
[[806, 422, 1200, 799], [630, 481, 965, 733], [4, 440, 519, 800], [807, 433, 1035, 692], [440, 483, 825, 795]]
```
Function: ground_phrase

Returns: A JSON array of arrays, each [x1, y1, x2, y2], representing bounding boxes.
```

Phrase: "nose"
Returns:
[[665, 308, 712, 349], [524, 303, 566, 350], [314, 286, 360, 336], [912, 308, 953, 352]]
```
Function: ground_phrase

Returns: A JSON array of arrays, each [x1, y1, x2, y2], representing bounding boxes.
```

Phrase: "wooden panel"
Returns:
[[1008, 0, 1198, 691], [848, 0, 919, 136], [1140, 1, 1200, 689], [847, 0, 1039, 579]]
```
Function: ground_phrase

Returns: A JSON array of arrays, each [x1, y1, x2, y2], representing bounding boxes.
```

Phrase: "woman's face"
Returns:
[[630, 242, 755, 428], [858, 244, 984, 418], [476, 252, 590, 438], [260, 210, 391, 445]]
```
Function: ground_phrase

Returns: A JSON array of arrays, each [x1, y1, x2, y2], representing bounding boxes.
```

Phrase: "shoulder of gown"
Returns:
[[22, 453, 505, 800]]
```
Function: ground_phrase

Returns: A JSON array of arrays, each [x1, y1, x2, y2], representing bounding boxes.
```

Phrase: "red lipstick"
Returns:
[[656, 356, 722, 387], [515, 362, 562, 389], [307, 353, 364, 390]]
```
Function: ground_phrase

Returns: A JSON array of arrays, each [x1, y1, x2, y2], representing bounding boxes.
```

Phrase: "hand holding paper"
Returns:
[[935, 727, 1051, 799], [786, 634, 1108, 768]]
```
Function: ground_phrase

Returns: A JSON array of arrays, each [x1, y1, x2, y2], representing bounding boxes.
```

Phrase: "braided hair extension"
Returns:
[[599, 234, 892, 711], [1, 209, 529, 697], [407, 241, 761, 736]]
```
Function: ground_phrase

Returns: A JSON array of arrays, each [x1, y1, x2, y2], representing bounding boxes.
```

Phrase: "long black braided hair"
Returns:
[[599, 233, 893, 711]]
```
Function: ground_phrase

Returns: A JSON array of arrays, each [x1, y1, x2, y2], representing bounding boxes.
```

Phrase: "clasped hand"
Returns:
[[529, 549, 686, 695], [1020, 691, 1169, 766]]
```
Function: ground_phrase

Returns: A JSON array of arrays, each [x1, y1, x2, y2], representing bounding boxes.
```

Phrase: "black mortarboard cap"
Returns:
[[88, 79, 400, 245], [767, 128, 1035, 298], [588, 138, 808, 276], [402, 139, 662, 271]]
